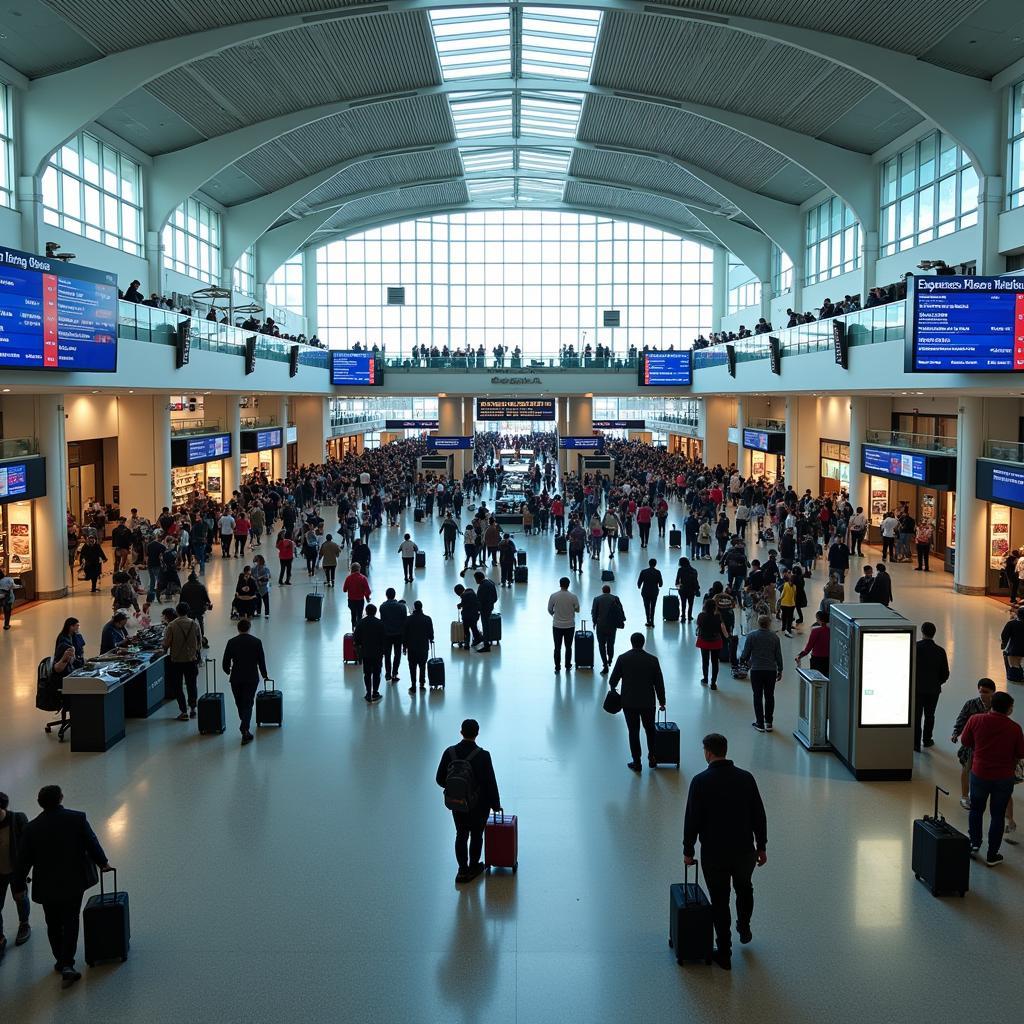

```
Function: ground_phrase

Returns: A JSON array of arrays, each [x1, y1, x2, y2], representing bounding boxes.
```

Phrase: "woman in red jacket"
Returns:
[[343, 562, 372, 630], [276, 531, 295, 585]]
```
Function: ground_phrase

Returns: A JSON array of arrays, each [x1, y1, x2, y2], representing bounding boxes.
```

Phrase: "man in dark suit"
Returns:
[[222, 617, 270, 745], [914, 621, 949, 751], [636, 558, 664, 627], [453, 584, 482, 649], [473, 571, 499, 652], [608, 633, 666, 772], [435, 719, 502, 884], [683, 733, 768, 970], [591, 584, 626, 673], [0, 791, 30, 959], [869, 563, 893, 606], [403, 600, 435, 692], [15, 785, 113, 988], [353, 603, 386, 702]]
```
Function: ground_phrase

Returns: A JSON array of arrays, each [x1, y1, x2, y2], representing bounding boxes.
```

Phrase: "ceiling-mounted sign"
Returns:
[[477, 398, 556, 421]]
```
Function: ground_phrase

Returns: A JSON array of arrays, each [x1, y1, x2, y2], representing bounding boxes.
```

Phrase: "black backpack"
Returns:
[[443, 746, 480, 813]]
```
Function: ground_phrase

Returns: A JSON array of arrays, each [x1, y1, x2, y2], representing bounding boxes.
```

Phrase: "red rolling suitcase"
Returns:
[[343, 633, 360, 664], [485, 810, 518, 873]]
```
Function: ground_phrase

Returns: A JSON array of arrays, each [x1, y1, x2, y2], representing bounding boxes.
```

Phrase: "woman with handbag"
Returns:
[[695, 598, 728, 690]]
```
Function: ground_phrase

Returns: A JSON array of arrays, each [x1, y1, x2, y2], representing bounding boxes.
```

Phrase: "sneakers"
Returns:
[[241, 732, 254, 746], [738, 925, 752, 944], [370, 693, 382, 703], [985, 852, 1004, 867], [751, 722, 765, 733], [61, 968, 82, 989], [176, 711, 189, 721], [189, 708, 197, 719], [627, 761, 642, 773], [960, 798, 972, 811], [711, 949, 732, 971], [710, 682, 718, 690], [15, 922, 30, 946], [765, 723, 773, 732]]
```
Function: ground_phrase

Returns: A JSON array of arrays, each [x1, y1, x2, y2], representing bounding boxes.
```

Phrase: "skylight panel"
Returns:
[[461, 148, 515, 173], [450, 93, 514, 138], [517, 178, 565, 203], [519, 92, 583, 139], [521, 8, 601, 81], [469, 177, 516, 202], [429, 7, 513, 81], [518, 148, 572, 173]]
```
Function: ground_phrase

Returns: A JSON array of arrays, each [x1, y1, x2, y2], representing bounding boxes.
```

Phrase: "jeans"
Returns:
[[597, 630, 616, 668], [553, 626, 575, 667], [913, 692, 940, 749], [702, 850, 757, 955], [384, 636, 403, 678], [623, 705, 656, 763], [166, 660, 199, 712], [192, 543, 207, 574], [780, 606, 795, 633], [682, 593, 695, 619], [850, 530, 865, 556], [750, 670, 777, 727], [700, 647, 720, 684], [968, 774, 1015, 855], [642, 592, 658, 624], [881, 536, 895, 561], [147, 567, 159, 595], [569, 548, 583, 572], [279, 559, 292, 585], [42, 893, 84, 970], [234, 535, 247, 557], [898, 533, 913, 560], [324, 565, 336, 586], [408, 654, 427, 686], [452, 811, 487, 870], [231, 678, 259, 735], [0, 873, 30, 940]]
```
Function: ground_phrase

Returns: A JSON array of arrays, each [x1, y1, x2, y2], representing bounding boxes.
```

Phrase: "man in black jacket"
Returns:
[[354, 603, 387, 702], [473, 571, 499, 652], [453, 584, 482, 649], [0, 792, 30, 960], [222, 617, 270, 744], [435, 719, 501, 884], [15, 786, 113, 988], [591, 584, 626, 673], [914, 621, 950, 751], [683, 733, 767, 970], [608, 633, 666, 772], [636, 558, 664, 627], [403, 600, 435, 692], [379, 589, 408, 681], [869, 563, 893, 606]]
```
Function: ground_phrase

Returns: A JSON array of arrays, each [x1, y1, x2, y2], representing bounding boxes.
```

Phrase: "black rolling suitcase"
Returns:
[[617, 535, 629, 553], [669, 862, 713, 966], [652, 709, 680, 767], [517, 550, 527, 566], [555, 535, 567, 554], [305, 583, 323, 622], [427, 643, 445, 688], [255, 677, 283, 727], [574, 619, 594, 668], [912, 786, 970, 897], [415, 551, 426, 569], [414, 507, 424, 523], [198, 658, 225, 735], [727, 632, 740, 668], [489, 613, 502, 644], [1004, 653, 1023, 683], [669, 527, 682, 549], [663, 589, 680, 622], [515, 566, 528, 584], [84, 869, 130, 966]]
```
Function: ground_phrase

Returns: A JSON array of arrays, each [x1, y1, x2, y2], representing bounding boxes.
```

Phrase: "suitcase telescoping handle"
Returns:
[[932, 785, 949, 822], [99, 867, 118, 902], [658, 707, 668, 724], [683, 858, 698, 899], [204, 656, 216, 694], [262, 677, 275, 692]]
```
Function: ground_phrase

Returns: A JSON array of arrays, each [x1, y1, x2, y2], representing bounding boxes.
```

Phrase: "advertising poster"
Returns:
[[8, 505, 31, 571], [990, 504, 1011, 569]]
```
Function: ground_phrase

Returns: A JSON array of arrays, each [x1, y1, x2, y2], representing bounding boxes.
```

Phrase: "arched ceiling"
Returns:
[[3, 0, 1022, 274]]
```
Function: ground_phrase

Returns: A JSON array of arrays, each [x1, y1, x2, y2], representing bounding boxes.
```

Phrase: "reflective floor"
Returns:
[[0, 500, 1019, 1023]]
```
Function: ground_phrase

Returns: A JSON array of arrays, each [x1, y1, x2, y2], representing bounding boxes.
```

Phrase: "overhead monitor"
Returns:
[[426, 436, 473, 451], [862, 446, 926, 483], [330, 351, 383, 386], [172, 433, 232, 467], [592, 419, 645, 430], [638, 351, 692, 387], [476, 398, 556, 421], [559, 436, 604, 450], [385, 419, 439, 430], [241, 428, 283, 453], [0, 244, 118, 372], [0, 457, 46, 505], [743, 428, 769, 452], [976, 460, 1024, 510], [859, 631, 912, 727], [909, 274, 1024, 372]]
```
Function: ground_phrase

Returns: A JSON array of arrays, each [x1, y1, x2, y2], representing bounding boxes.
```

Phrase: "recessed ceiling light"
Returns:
[[1, 388, 9, 393], [91, 389, 99, 394]]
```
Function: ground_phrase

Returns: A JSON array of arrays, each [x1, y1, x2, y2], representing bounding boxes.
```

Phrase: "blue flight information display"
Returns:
[[559, 436, 604, 450], [743, 429, 769, 452], [385, 419, 439, 430], [0, 462, 27, 498], [255, 429, 282, 450], [331, 351, 381, 386], [427, 436, 473, 451], [0, 244, 117, 371], [186, 434, 231, 466], [639, 351, 693, 386], [862, 446, 925, 483], [910, 275, 1024, 372], [992, 465, 1024, 505]]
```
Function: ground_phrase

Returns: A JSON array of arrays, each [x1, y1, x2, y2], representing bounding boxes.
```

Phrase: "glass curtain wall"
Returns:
[[316, 210, 713, 362]]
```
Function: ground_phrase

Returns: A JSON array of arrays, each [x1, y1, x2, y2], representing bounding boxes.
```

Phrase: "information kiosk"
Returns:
[[827, 604, 916, 780]]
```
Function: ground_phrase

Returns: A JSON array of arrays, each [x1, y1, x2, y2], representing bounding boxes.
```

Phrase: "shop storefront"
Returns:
[[171, 432, 231, 507], [0, 457, 46, 604], [287, 426, 298, 472], [240, 427, 283, 476], [743, 428, 785, 484], [861, 444, 957, 570], [819, 440, 850, 496], [975, 459, 1024, 595], [327, 433, 365, 460]]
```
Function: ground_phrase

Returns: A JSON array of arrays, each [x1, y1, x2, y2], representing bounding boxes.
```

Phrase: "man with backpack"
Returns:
[[435, 719, 502, 884]]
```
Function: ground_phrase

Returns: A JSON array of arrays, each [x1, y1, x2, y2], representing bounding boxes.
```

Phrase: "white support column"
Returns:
[[16, 176, 42, 256], [784, 396, 797, 491], [34, 395, 69, 599], [953, 396, 987, 595], [116, 395, 172, 519], [702, 396, 732, 469], [302, 247, 319, 339], [978, 175, 1006, 276], [712, 245, 728, 333], [224, 395, 242, 499], [438, 396, 467, 479], [293, 396, 329, 467], [847, 396, 869, 514], [272, 396, 290, 481], [145, 229, 164, 297]]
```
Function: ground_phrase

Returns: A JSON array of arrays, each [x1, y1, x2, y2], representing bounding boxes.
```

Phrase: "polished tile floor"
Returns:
[[0, 497, 1019, 1023]]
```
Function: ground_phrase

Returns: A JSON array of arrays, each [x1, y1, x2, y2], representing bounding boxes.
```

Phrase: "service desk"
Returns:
[[120, 654, 167, 717], [62, 674, 126, 753]]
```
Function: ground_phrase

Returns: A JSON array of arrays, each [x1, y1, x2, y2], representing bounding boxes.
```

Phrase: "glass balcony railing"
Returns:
[[171, 418, 222, 437], [984, 440, 1024, 463], [0, 437, 39, 459], [645, 412, 699, 430], [692, 301, 905, 370], [376, 354, 639, 371], [866, 428, 957, 455], [748, 417, 785, 432], [240, 416, 281, 429]]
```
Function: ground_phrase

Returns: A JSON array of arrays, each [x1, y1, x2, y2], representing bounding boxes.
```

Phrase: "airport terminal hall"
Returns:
[[5, 1, 1024, 1021]]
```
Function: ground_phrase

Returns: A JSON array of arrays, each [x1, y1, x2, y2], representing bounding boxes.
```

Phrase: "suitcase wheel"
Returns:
[[914, 873, 921, 881], [513, 862, 518, 873]]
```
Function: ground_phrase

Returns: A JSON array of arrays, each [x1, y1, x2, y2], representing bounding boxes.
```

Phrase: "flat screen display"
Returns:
[[862, 446, 925, 483], [910, 275, 1024, 372], [330, 351, 382, 386], [0, 463, 27, 498], [592, 419, 645, 430], [559, 436, 604, 450], [859, 631, 912, 727], [384, 419, 439, 430], [638, 351, 692, 386], [184, 434, 231, 466], [427, 436, 473, 451], [255, 428, 282, 450], [0, 244, 118, 371], [477, 399, 556, 421], [743, 428, 769, 452], [976, 460, 1024, 510]]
